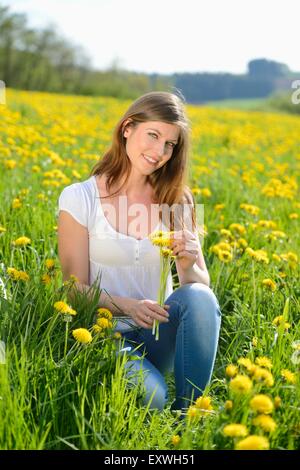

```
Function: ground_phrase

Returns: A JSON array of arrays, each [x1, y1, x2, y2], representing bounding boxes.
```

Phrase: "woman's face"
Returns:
[[123, 120, 180, 175]]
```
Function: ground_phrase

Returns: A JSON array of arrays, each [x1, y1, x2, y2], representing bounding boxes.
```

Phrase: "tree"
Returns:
[[248, 58, 289, 78]]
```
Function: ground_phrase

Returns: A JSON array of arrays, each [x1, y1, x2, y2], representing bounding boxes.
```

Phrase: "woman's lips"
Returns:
[[143, 154, 158, 165]]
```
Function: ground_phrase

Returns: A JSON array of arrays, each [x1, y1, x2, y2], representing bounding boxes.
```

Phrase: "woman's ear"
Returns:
[[122, 119, 133, 138]]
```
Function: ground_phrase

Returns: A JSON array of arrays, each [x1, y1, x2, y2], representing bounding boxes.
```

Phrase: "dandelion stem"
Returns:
[[64, 322, 69, 358]]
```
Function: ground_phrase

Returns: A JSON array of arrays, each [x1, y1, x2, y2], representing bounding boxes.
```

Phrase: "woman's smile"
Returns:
[[142, 154, 159, 166]]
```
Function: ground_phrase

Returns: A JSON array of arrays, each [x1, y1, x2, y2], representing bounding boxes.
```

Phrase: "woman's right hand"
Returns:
[[125, 298, 170, 329]]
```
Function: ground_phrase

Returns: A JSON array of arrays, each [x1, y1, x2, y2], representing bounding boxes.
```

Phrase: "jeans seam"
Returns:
[[182, 302, 189, 401], [174, 299, 189, 405]]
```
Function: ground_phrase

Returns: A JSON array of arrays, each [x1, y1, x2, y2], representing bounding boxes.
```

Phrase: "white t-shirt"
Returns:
[[57, 175, 173, 331]]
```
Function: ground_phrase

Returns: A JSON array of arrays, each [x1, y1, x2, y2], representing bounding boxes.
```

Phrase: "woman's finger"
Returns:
[[146, 307, 169, 322], [177, 250, 198, 260], [139, 320, 152, 329]]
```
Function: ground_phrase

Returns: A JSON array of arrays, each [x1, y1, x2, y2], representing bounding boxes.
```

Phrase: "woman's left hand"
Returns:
[[170, 230, 199, 272]]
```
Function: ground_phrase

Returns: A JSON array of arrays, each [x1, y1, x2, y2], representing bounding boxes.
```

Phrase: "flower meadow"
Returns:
[[0, 89, 299, 450]]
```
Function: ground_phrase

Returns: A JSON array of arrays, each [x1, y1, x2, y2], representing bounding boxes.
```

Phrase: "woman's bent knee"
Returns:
[[175, 282, 221, 315]]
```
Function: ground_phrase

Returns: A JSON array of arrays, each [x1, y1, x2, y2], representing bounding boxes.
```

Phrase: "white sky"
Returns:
[[8, 0, 300, 74]]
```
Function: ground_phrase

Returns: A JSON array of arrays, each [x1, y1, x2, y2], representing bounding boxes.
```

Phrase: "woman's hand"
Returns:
[[125, 298, 170, 329], [170, 229, 199, 272]]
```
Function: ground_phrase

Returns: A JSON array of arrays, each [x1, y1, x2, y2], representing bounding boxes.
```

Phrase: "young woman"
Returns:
[[58, 91, 221, 412]]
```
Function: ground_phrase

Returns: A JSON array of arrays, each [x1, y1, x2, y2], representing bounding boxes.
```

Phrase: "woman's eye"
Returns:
[[149, 133, 158, 139]]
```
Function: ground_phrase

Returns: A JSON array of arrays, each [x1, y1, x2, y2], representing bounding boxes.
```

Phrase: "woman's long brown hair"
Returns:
[[89, 91, 196, 233]]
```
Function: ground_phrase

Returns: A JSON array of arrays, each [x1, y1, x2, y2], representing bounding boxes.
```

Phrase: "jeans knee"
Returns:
[[177, 282, 221, 316]]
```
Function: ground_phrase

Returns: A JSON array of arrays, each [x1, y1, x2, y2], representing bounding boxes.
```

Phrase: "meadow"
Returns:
[[0, 89, 299, 450]]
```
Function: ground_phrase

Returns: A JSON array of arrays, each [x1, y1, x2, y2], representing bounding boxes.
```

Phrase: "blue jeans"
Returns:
[[117, 282, 221, 411]]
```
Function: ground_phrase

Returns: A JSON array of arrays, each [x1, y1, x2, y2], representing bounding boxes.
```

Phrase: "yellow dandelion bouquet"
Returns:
[[148, 230, 177, 340]]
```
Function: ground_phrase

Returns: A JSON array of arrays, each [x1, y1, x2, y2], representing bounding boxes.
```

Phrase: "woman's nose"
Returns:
[[153, 140, 165, 158]]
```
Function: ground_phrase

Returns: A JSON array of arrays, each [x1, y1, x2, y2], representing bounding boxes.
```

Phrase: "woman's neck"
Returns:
[[115, 171, 151, 199]]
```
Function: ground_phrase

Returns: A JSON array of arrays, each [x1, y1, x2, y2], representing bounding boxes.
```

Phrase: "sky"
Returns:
[[8, 0, 300, 74]]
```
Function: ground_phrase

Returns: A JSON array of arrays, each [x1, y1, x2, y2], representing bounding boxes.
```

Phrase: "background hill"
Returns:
[[0, 4, 299, 113]]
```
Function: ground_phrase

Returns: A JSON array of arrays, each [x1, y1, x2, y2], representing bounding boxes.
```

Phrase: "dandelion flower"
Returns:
[[252, 415, 277, 433], [7, 267, 29, 282], [253, 367, 274, 387], [148, 230, 174, 247], [274, 396, 281, 409], [240, 203, 260, 216], [12, 198, 22, 209], [229, 223, 246, 235], [281, 252, 298, 263], [220, 228, 233, 238], [272, 315, 290, 330], [96, 317, 112, 329], [257, 220, 277, 229], [12, 236, 31, 246], [7, 267, 19, 280], [281, 369, 296, 384], [237, 358, 256, 374], [201, 188, 212, 198], [72, 328, 92, 344], [255, 357, 272, 370], [195, 396, 213, 414], [226, 364, 238, 378], [218, 250, 233, 263], [229, 374, 253, 394], [246, 247, 269, 264], [235, 435, 269, 450], [225, 400, 233, 411], [250, 395, 273, 414], [54, 301, 77, 316], [161, 247, 176, 258], [97, 308, 113, 320], [45, 259, 55, 270], [187, 406, 199, 420], [223, 424, 248, 437], [262, 279, 277, 292], [92, 324, 103, 334], [171, 435, 181, 446], [211, 241, 232, 253], [41, 273, 52, 284], [237, 238, 248, 249], [63, 274, 79, 288]]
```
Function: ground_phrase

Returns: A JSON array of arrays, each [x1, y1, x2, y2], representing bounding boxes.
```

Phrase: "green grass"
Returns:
[[0, 89, 300, 450], [205, 98, 267, 111]]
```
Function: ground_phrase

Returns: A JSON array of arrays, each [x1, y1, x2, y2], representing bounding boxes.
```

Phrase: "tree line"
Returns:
[[0, 5, 170, 99], [0, 4, 298, 103]]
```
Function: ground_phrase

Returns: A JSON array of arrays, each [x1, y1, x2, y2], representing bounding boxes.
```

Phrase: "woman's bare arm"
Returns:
[[57, 211, 133, 315]]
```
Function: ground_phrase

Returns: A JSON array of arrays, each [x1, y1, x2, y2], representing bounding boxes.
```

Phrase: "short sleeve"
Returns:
[[58, 184, 89, 228]]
